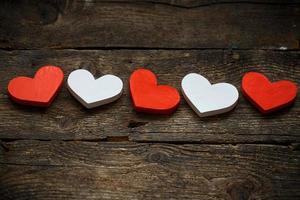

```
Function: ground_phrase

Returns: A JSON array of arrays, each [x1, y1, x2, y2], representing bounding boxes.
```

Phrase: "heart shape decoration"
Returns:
[[181, 73, 239, 117], [67, 69, 123, 109], [129, 68, 180, 114], [242, 72, 297, 113], [8, 65, 64, 107]]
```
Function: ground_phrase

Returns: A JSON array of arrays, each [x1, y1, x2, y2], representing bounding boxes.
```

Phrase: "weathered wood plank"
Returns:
[[0, 50, 299, 143], [0, 0, 299, 49], [92, 0, 300, 8], [0, 140, 299, 199]]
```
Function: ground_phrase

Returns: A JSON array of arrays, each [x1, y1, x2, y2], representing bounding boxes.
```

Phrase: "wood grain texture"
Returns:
[[1, 1, 299, 199], [0, 49, 299, 143], [0, 140, 299, 200], [87, 0, 300, 8], [0, 0, 299, 49]]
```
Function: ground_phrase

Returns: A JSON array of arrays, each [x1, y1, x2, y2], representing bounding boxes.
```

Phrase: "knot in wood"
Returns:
[[38, 2, 60, 25], [226, 178, 256, 200], [147, 151, 169, 163]]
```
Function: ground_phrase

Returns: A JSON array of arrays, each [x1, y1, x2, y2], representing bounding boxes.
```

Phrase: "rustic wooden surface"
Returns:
[[0, 0, 299, 49], [1, 141, 300, 200], [0, 0, 299, 199], [0, 50, 299, 143]]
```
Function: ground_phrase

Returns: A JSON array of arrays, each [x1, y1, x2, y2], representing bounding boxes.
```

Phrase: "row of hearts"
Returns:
[[7, 66, 298, 117]]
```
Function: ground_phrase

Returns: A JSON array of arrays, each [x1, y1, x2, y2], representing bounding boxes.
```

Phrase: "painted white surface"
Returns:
[[181, 73, 239, 117], [67, 69, 123, 109]]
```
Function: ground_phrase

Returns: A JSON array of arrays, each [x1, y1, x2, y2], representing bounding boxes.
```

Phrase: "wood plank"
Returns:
[[0, 49, 299, 143], [90, 0, 300, 8], [0, 0, 299, 49], [0, 140, 299, 199]]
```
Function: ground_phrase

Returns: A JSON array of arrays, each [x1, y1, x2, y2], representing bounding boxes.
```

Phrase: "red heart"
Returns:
[[8, 66, 64, 107], [129, 68, 180, 114], [241, 72, 297, 114]]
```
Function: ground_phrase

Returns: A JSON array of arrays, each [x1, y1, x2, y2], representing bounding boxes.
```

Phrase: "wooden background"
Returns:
[[0, 0, 299, 199]]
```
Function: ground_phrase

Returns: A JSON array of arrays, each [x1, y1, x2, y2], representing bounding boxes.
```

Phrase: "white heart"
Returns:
[[181, 73, 239, 117], [67, 69, 123, 109]]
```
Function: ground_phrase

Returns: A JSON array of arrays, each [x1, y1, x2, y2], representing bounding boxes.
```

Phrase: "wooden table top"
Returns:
[[0, 1, 299, 199]]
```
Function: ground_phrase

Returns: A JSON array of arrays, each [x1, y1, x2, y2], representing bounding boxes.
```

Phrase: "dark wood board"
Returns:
[[0, 49, 299, 143], [0, 0, 299, 49], [0, 141, 299, 200], [1, 1, 299, 199]]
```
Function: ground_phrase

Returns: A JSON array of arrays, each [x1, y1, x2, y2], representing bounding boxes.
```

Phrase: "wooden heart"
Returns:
[[67, 69, 123, 109], [129, 68, 180, 114], [8, 65, 64, 107], [242, 72, 297, 113], [181, 73, 239, 117]]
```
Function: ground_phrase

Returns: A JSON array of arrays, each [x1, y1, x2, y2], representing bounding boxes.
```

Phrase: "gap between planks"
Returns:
[[0, 47, 300, 51], [72, 0, 300, 9], [1, 138, 299, 147]]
